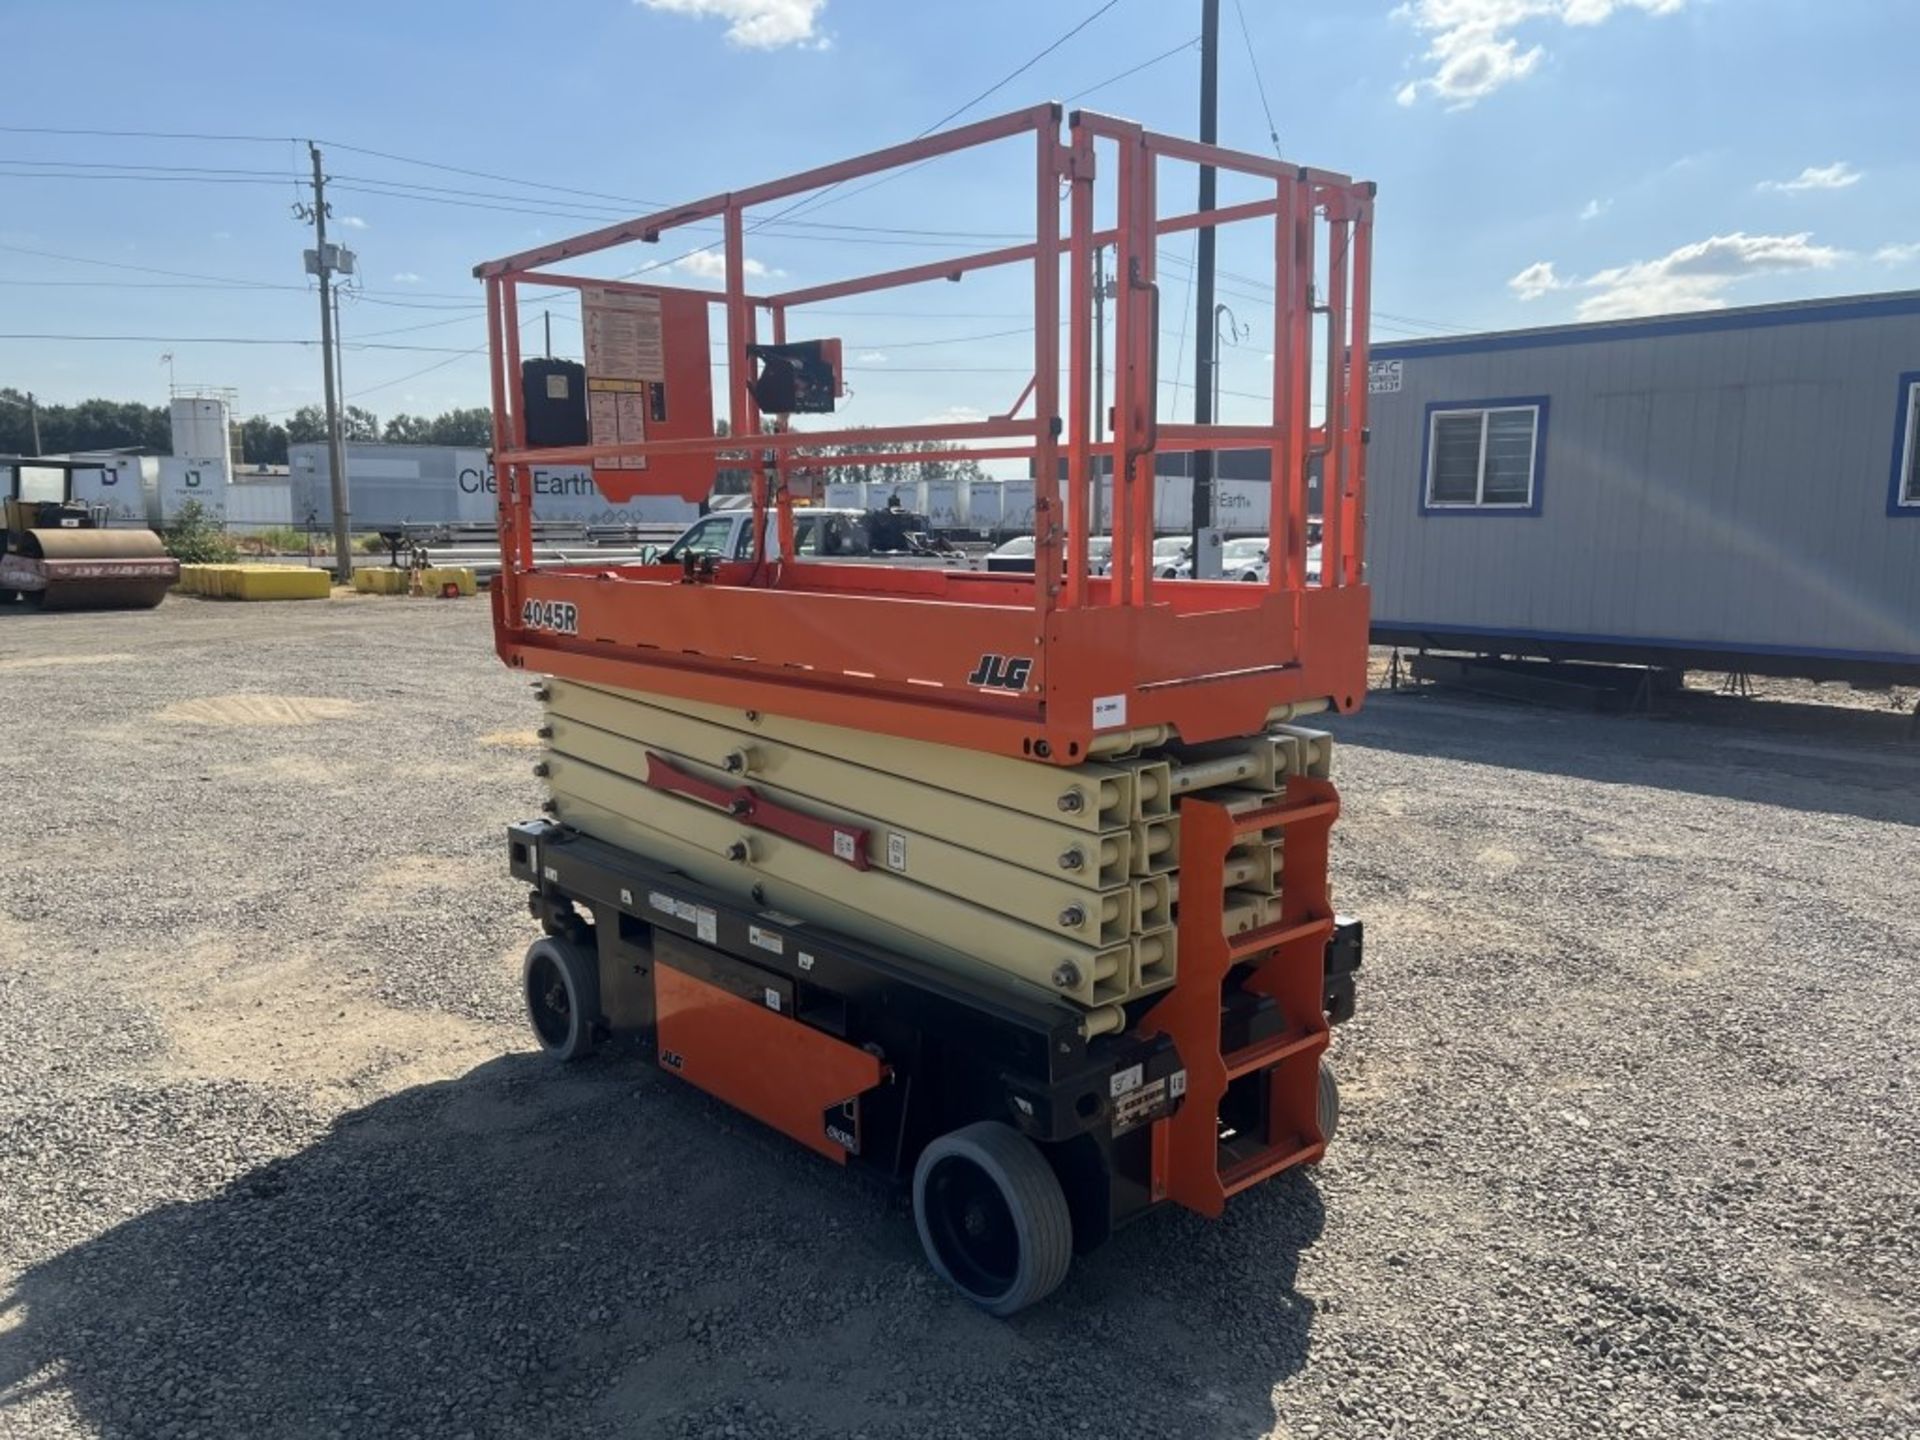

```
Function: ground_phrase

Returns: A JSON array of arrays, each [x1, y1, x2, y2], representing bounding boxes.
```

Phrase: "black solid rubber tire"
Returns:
[[912, 1121, 1073, 1317], [522, 935, 600, 1063], [1317, 1058, 1340, 1147]]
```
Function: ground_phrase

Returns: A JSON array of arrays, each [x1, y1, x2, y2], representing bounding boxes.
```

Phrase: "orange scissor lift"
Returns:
[[483, 104, 1373, 1314]]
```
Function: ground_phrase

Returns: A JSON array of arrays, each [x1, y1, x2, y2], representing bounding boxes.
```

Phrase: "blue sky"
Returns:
[[2, 0, 1915, 433]]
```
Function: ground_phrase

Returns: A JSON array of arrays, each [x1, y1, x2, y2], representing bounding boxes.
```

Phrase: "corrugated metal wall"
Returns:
[[1369, 294, 1920, 665]]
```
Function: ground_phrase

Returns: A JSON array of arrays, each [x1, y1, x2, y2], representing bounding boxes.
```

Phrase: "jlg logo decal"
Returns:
[[967, 653, 1033, 691], [521, 599, 578, 635]]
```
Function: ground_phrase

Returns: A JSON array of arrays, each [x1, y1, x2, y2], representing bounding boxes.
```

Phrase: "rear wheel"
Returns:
[[522, 935, 600, 1062], [913, 1121, 1073, 1316], [1317, 1058, 1341, 1146]]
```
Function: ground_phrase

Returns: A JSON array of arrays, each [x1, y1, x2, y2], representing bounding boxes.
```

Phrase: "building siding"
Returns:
[[1369, 292, 1920, 665]]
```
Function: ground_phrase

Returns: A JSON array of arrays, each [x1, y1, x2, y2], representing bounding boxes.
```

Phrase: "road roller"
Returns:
[[478, 102, 1376, 1313], [1, 459, 179, 610]]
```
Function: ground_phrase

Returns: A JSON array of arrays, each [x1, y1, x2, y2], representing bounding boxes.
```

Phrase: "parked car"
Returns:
[[1153, 535, 1193, 579], [983, 534, 1037, 573], [1156, 535, 1321, 583], [984, 535, 1117, 575], [1221, 537, 1268, 582], [652, 507, 961, 568]]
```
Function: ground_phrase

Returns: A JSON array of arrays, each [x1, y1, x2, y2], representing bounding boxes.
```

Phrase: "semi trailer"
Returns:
[[479, 103, 1375, 1313]]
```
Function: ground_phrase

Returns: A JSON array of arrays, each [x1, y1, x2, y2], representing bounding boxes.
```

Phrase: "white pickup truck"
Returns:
[[653, 507, 965, 567]]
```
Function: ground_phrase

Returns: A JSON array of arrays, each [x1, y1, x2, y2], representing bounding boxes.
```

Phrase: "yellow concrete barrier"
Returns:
[[419, 566, 477, 597], [352, 567, 409, 595], [231, 566, 329, 601]]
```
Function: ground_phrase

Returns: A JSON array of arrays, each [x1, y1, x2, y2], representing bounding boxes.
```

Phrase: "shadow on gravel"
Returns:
[[0, 1050, 1324, 1439], [1343, 688, 1920, 827]]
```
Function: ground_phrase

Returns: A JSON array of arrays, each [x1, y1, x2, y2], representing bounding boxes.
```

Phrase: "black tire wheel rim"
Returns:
[[923, 1155, 1019, 1302], [526, 952, 574, 1050]]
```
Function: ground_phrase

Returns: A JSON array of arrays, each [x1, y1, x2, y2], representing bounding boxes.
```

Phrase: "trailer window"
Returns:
[[1424, 402, 1544, 512], [1900, 380, 1920, 508]]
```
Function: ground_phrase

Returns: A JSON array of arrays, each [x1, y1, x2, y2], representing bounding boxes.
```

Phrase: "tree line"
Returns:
[[0, 389, 492, 466], [3, 391, 990, 490]]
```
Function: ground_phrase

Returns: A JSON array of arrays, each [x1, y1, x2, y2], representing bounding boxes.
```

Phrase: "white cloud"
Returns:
[[1508, 260, 1565, 300], [1395, 0, 1685, 108], [337, 215, 369, 230], [855, 350, 888, 364], [1758, 161, 1862, 194], [1511, 231, 1846, 320], [391, 271, 421, 283], [675, 249, 776, 280], [1876, 243, 1920, 266], [637, 0, 827, 49], [919, 405, 985, 426], [1578, 197, 1610, 222], [210, 229, 233, 241]]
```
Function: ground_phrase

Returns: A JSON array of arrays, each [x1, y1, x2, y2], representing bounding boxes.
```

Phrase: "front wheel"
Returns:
[[1317, 1058, 1340, 1145], [522, 935, 601, 1062], [913, 1122, 1073, 1316]]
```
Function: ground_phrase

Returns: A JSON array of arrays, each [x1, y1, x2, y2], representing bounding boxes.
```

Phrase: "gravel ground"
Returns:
[[0, 596, 1914, 1440]]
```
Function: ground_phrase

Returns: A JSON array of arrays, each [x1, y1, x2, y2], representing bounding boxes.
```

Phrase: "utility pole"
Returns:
[[544, 310, 553, 359], [332, 284, 349, 443], [1190, 0, 1220, 573], [26, 391, 41, 456], [301, 142, 353, 583], [1092, 244, 1107, 536]]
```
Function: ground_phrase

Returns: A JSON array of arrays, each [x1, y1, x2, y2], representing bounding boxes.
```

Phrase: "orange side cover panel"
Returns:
[[654, 962, 886, 1163]]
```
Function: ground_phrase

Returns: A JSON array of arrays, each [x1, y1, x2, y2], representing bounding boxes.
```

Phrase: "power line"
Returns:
[[1229, 0, 1282, 157], [0, 170, 293, 187], [760, 9, 1157, 231], [316, 139, 667, 211], [919, 0, 1125, 135], [0, 241, 291, 289], [0, 333, 489, 354], [620, 0, 1131, 280], [1064, 35, 1200, 104], [0, 157, 296, 178], [0, 124, 294, 143], [0, 277, 311, 294]]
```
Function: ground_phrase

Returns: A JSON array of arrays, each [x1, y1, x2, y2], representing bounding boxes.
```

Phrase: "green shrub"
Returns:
[[163, 500, 238, 564], [248, 526, 313, 554], [357, 533, 388, 554]]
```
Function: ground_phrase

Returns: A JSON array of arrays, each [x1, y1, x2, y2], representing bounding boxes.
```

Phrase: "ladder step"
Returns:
[[1220, 1139, 1324, 1197], [1227, 915, 1330, 963], [1232, 797, 1336, 837], [1221, 1028, 1321, 1080]]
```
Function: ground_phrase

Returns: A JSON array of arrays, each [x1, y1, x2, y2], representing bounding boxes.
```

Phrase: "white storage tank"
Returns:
[[170, 395, 233, 464]]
